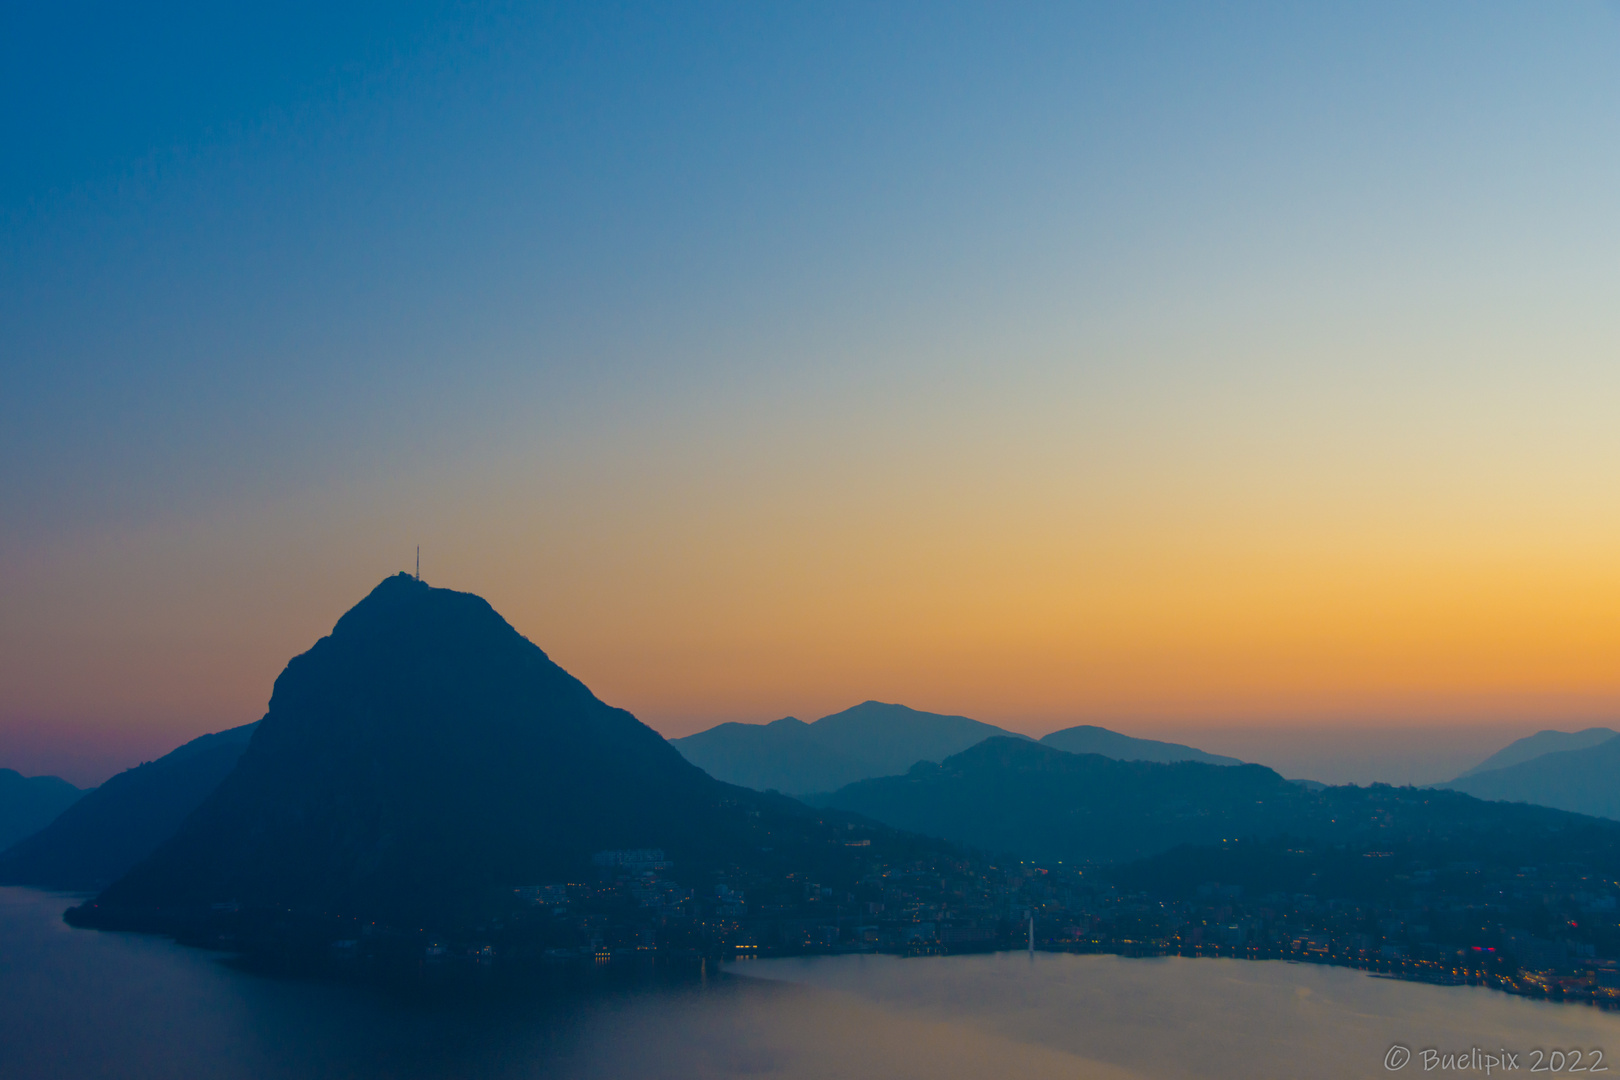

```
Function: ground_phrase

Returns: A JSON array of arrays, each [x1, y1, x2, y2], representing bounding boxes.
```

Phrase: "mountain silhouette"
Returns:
[[673, 703, 1235, 794], [69, 575, 926, 932], [1451, 727, 1619, 780], [811, 736, 1620, 865], [0, 770, 83, 851], [811, 737, 1290, 862], [672, 702, 1025, 794], [669, 716, 870, 794], [0, 722, 256, 890], [1038, 725, 1241, 766], [1441, 733, 1620, 821]]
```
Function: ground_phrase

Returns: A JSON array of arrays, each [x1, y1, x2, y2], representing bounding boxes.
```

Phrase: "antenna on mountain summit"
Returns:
[[415, 546, 420, 581]]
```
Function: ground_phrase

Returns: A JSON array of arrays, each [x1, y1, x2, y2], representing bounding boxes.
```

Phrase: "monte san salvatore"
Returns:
[[64, 573, 953, 969]]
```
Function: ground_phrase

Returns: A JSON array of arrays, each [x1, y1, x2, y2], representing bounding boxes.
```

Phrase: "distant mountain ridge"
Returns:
[[1442, 734, 1620, 822], [1453, 727, 1619, 780], [672, 703, 1239, 794], [811, 736, 1620, 866], [0, 771, 84, 851], [0, 722, 258, 890], [811, 738, 1289, 863], [672, 702, 1023, 794], [1038, 725, 1242, 766]]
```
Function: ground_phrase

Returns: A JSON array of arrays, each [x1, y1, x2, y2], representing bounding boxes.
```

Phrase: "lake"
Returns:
[[2, 886, 1615, 1079]]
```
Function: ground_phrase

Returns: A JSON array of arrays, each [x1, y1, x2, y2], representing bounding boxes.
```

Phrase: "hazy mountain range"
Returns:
[[0, 770, 84, 851], [810, 738, 1288, 863], [809, 735, 1620, 867], [0, 573, 1613, 938], [1038, 725, 1241, 766], [1452, 727, 1618, 779], [0, 722, 258, 890], [1439, 731, 1620, 822], [670, 703, 1021, 794], [672, 704, 1240, 795]]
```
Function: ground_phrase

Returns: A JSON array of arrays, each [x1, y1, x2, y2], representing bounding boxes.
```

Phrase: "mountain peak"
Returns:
[[73, 576, 744, 927], [1443, 733, 1620, 820], [330, 574, 510, 644], [1039, 725, 1242, 767], [766, 716, 808, 729], [672, 702, 1025, 795], [945, 734, 1064, 768], [1453, 727, 1620, 781], [815, 737, 1290, 864], [672, 704, 1239, 795]]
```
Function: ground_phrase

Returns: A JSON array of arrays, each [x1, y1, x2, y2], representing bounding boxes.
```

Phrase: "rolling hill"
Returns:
[[0, 722, 257, 890], [0, 771, 83, 851], [1442, 734, 1620, 821], [673, 703, 1240, 794], [1038, 725, 1241, 765], [811, 736, 1620, 865], [1452, 727, 1618, 780]]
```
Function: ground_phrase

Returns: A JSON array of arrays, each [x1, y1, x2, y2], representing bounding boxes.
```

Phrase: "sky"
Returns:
[[4, 2, 1620, 786]]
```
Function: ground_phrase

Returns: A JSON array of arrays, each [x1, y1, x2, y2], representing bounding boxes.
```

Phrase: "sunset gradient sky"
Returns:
[[4, 3, 1620, 785]]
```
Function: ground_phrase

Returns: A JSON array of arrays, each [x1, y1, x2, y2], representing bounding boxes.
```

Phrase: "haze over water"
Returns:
[[5, 888, 1614, 1080]]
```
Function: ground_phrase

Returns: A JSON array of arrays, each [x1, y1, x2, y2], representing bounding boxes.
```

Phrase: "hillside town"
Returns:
[[347, 838, 1620, 1009]]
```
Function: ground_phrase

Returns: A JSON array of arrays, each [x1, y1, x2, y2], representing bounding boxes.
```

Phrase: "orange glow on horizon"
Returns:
[[8, 461, 1620, 753]]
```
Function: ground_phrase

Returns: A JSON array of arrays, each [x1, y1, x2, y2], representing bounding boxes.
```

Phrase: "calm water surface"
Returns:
[[3, 887, 1616, 1079]]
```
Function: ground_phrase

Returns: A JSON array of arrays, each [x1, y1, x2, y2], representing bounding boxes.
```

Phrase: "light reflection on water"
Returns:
[[3, 887, 1616, 1080], [748, 951, 1620, 1079]]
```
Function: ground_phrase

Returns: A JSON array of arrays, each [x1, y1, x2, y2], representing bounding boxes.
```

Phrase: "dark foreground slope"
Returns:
[[0, 723, 256, 890], [1442, 734, 1620, 821], [813, 736, 1620, 867], [69, 575, 938, 937], [0, 771, 83, 851]]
